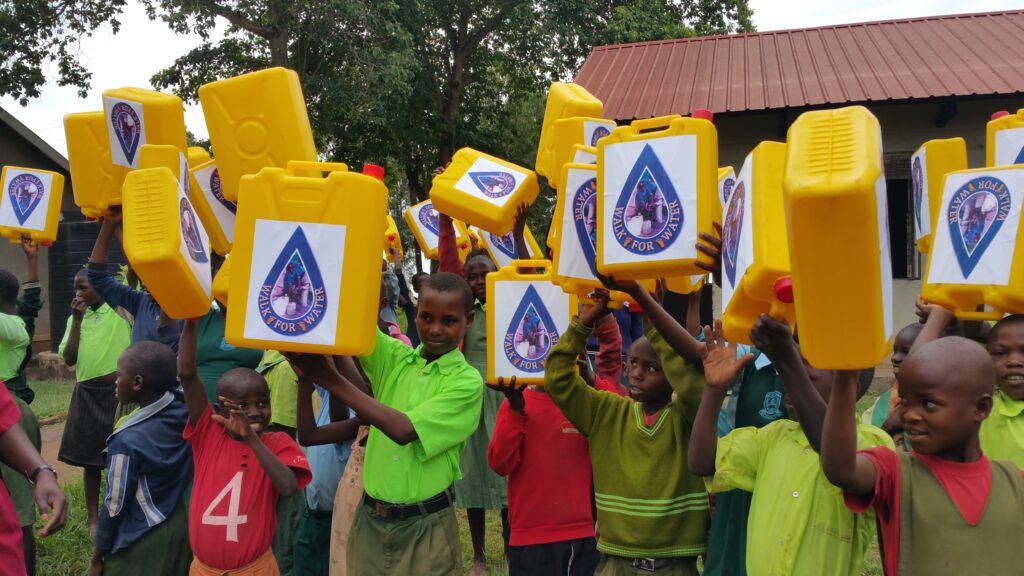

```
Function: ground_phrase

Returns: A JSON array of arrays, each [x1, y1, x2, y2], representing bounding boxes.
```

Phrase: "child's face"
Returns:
[[463, 262, 492, 304], [415, 288, 470, 358], [216, 378, 272, 434], [896, 361, 987, 457], [114, 356, 141, 404], [987, 322, 1024, 401], [891, 327, 920, 376], [73, 275, 100, 306], [624, 340, 671, 405]]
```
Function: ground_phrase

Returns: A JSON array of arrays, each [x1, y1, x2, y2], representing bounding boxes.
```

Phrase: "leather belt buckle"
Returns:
[[373, 500, 389, 519], [633, 558, 657, 572]]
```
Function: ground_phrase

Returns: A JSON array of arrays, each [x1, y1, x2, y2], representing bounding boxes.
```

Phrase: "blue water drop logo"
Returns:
[[110, 102, 141, 165], [722, 181, 745, 286], [209, 169, 236, 214], [470, 172, 516, 199], [1015, 146, 1024, 165], [179, 198, 208, 264], [257, 227, 328, 336], [502, 285, 560, 373], [570, 176, 599, 276], [946, 176, 1011, 277], [489, 232, 518, 259], [418, 203, 440, 235], [7, 173, 44, 225], [611, 144, 683, 255]]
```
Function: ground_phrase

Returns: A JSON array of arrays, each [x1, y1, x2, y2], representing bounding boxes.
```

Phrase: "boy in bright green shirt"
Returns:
[[288, 272, 483, 575], [691, 316, 891, 576], [980, 314, 1024, 466]]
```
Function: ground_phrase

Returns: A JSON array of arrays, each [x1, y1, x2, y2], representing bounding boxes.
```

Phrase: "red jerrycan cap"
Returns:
[[362, 164, 385, 181], [387, 234, 396, 241], [992, 111, 1011, 120], [773, 277, 794, 304], [691, 108, 714, 122]]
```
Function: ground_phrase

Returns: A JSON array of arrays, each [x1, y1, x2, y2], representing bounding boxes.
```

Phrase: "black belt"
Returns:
[[362, 489, 452, 521], [630, 557, 693, 572]]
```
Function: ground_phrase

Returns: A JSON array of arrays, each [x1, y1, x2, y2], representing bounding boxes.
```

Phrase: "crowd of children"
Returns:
[[0, 186, 1023, 576]]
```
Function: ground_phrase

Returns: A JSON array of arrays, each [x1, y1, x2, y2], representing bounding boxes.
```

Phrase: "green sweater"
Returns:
[[545, 319, 709, 558]]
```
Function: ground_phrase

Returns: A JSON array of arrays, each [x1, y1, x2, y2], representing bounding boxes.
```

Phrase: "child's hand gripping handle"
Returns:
[[286, 160, 350, 176]]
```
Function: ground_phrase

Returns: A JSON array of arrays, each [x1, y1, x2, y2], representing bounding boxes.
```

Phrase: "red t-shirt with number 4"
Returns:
[[185, 406, 311, 570]]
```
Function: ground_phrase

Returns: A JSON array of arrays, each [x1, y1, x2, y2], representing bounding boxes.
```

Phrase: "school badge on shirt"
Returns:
[[611, 144, 683, 256]]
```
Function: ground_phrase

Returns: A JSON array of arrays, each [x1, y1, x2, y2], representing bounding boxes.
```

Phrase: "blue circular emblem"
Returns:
[[8, 173, 45, 225], [418, 204, 440, 235]]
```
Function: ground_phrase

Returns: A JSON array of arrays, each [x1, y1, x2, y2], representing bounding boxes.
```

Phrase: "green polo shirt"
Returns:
[[258, 350, 298, 429], [359, 328, 483, 504], [708, 419, 892, 576], [980, 390, 1024, 468], [58, 304, 130, 382], [0, 313, 29, 382]]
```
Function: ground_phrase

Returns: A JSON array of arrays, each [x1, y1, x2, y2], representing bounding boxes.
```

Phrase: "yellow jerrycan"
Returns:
[[486, 260, 573, 385], [596, 114, 718, 280], [0, 167, 64, 245], [403, 199, 471, 260], [198, 67, 318, 202], [718, 167, 737, 209], [666, 275, 705, 295], [987, 110, 1024, 167], [921, 165, 1024, 319], [784, 106, 893, 369], [384, 215, 404, 259], [548, 117, 616, 189], [64, 111, 130, 218], [187, 147, 211, 168], [720, 142, 795, 344], [911, 138, 967, 253], [212, 255, 231, 308], [536, 82, 604, 182], [188, 159, 238, 256], [472, 225, 542, 269], [121, 152, 212, 319], [102, 87, 186, 169], [226, 161, 386, 355], [429, 148, 539, 235]]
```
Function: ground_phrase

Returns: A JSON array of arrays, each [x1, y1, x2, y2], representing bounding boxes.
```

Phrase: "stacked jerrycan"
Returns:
[[64, 111, 131, 218], [0, 166, 64, 245], [911, 139, 967, 254], [188, 152, 236, 256], [226, 161, 387, 355], [720, 142, 795, 344], [784, 106, 893, 368], [403, 199, 472, 260], [429, 148, 539, 235], [987, 109, 1024, 167], [535, 82, 606, 189]]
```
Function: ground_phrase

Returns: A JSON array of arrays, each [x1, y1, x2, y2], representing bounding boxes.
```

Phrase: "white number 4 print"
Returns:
[[201, 471, 249, 542]]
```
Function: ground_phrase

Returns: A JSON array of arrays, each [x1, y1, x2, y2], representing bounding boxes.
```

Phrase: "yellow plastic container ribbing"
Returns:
[[548, 117, 616, 189], [189, 159, 240, 256], [784, 106, 893, 368], [0, 167, 64, 245], [198, 67, 318, 202], [212, 255, 231, 307], [720, 142, 795, 345], [536, 83, 604, 182], [986, 109, 1024, 167], [122, 165, 212, 319], [384, 215, 404, 259], [226, 161, 387, 354], [403, 199, 471, 260], [486, 260, 573, 385], [472, 225, 543, 269], [718, 167, 737, 209], [187, 147, 211, 168], [102, 87, 186, 169], [429, 148, 539, 235], [921, 166, 1024, 319], [64, 111, 130, 218], [911, 138, 967, 253], [596, 114, 719, 280]]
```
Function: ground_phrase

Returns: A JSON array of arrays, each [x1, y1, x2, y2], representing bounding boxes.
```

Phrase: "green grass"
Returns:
[[35, 479, 92, 576], [29, 379, 75, 421]]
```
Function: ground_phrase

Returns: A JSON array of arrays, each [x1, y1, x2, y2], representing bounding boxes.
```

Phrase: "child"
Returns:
[[178, 318, 311, 574], [545, 279, 708, 575], [287, 272, 483, 575], [861, 323, 922, 430], [58, 268, 131, 535], [487, 290, 622, 576], [979, 314, 1024, 467], [822, 335, 1024, 574], [691, 317, 891, 575], [90, 342, 193, 576]]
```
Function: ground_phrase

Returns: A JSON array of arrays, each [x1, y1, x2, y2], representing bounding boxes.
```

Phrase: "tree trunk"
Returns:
[[269, 30, 289, 67]]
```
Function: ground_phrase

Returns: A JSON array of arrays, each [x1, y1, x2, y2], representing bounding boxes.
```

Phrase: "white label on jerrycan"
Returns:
[[194, 162, 237, 244], [995, 127, 1024, 167], [559, 168, 600, 281], [583, 120, 615, 148], [718, 168, 737, 212], [491, 281, 570, 379], [478, 227, 527, 268], [721, 156, 753, 312], [244, 220, 346, 345], [928, 170, 1023, 286], [175, 153, 212, 296], [602, 135, 698, 265], [411, 201, 442, 251], [104, 97, 147, 168], [573, 148, 596, 164], [453, 157, 528, 208], [911, 149, 930, 242], [0, 168, 53, 231], [875, 175, 894, 340]]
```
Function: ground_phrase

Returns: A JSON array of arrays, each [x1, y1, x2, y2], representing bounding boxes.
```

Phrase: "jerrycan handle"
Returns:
[[629, 115, 681, 135], [286, 160, 349, 176], [510, 259, 551, 275], [956, 310, 1003, 322]]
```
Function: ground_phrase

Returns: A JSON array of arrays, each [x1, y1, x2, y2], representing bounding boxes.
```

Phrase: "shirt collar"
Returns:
[[476, 299, 486, 313], [995, 390, 1024, 417], [407, 344, 467, 375], [108, 391, 175, 439]]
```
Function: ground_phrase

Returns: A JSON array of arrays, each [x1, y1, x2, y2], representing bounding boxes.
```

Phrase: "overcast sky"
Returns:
[[4, 0, 1020, 157]]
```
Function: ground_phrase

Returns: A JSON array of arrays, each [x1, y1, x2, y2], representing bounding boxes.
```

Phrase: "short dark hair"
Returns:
[[0, 270, 17, 304], [121, 342, 178, 393], [990, 314, 1024, 345], [422, 272, 474, 315], [857, 367, 876, 400], [464, 254, 496, 273]]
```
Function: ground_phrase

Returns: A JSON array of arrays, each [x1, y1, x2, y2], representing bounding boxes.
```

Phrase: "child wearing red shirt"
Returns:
[[178, 319, 310, 575], [487, 291, 622, 575]]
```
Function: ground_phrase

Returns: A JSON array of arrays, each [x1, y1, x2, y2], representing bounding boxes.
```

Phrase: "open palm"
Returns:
[[700, 320, 753, 390]]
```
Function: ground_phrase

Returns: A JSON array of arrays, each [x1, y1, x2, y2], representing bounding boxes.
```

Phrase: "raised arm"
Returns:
[[486, 377, 526, 476], [58, 300, 86, 366], [177, 319, 209, 423], [210, 400, 300, 496], [86, 212, 146, 315], [437, 213, 463, 275], [690, 321, 752, 476], [749, 315, 828, 452], [591, 304, 624, 387], [909, 296, 954, 354], [544, 319, 607, 438], [603, 277, 703, 367], [820, 369, 878, 495], [512, 203, 531, 262], [685, 288, 702, 337], [295, 377, 360, 447]]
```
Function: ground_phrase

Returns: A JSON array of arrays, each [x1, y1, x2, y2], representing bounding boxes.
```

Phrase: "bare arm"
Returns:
[[606, 278, 703, 367], [22, 237, 38, 283], [61, 300, 86, 367], [910, 297, 954, 354], [690, 321, 752, 476], [177, 319, 210, 423], [685, 288, 702, 337], [295, 378, 361, 447], [820, 370, 878, 494], [89, 213, 121, 265], [0, 419, 66, 536]]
